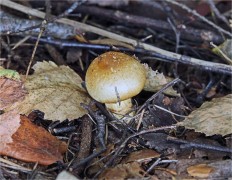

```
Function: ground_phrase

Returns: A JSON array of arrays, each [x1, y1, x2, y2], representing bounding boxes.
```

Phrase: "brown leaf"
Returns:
[[123, 149, 160, 163], [0, 78, 26, 110], [0, 110, 67, 165], [177, 94, 232, 136], [6, 61, 90, 121], [187, 164, 215, 178], [99, 162, 145, 180], [143, 64, 179, 96]]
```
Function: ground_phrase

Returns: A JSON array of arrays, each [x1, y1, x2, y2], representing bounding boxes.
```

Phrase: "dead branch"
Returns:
[[93, 125, 176, 178], [207, 0, 230, 27], [76, 5, 225, 43], [72, 115, 93, 175], [165, 0, 232, 37], [0, 11, 78, 39], [1, 0, 232, 76], [167, 136, 232, 153], [33, 37, 232, 75]]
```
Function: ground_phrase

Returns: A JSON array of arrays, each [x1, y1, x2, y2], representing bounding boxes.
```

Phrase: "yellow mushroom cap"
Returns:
[[85, 51, 146, 103]]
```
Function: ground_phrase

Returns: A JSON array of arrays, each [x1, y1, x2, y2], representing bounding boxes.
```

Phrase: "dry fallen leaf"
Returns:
[[187, 164, 215, 178], [0, 78, 27, 110], [143, 64, 178, 96], [6, 61, 90, 121], [177, 94, 232, 136], [99, 162, 145, 180], [123, 149, 160, 164], [0, 109, 67, 165]]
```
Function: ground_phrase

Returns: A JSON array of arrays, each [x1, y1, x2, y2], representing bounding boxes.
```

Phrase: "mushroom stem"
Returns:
[[105, 99, 133, 116]]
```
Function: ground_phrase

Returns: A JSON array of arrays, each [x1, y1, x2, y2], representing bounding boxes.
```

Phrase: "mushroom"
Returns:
[[85, 51, 146, 117]]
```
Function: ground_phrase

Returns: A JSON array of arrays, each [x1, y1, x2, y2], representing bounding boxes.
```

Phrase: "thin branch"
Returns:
[[164, 0, 232, 37], [76, 5, 224, 43], [0, 12, 76, 38], [210, 41, 232, 65], [1, 0, 232, 76], [137, 78, 181, 114], [93, 125, 176, 178], [159, 1, 181, 53], [207, 0, 230, 27], [25, 20, 46, 79], [56, 0, 86, 19], [0, 1, 85, 36], [31, 37, 232, 75], [167, 136, 232, 153]]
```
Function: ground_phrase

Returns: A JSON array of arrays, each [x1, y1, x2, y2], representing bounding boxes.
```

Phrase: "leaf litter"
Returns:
[[0, 109, 67, 165], [1, 1, 232, 179], [0, 61, 91, 165], [0, 78, 27, 110], [178, 94, 232, 136], [0, 61, 231, 179], [5, 61, 91, 121]]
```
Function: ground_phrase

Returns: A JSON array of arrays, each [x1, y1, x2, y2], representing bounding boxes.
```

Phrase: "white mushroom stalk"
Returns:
[[105, 99, 133, 115], [85, 51, 146, 118]]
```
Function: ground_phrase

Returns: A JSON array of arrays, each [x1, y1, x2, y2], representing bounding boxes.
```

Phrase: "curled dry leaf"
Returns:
[[0, 109, 67, 165], [6, 61, 90, 121], [143, 64, 178, 96], [177, 94, 232, 136]]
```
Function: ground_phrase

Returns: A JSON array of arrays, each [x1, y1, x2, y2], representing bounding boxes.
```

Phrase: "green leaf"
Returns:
[[0, 67, 21, 81]]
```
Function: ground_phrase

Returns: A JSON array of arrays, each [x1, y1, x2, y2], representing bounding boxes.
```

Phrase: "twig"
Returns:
[[164, 0, 232, 37], [0, 1, 85, 36], [56, 0, 86, 20], [23, 0, 85, 79], [12, 36, 31, 50], [31, 37, 232, 75], [137, 78, 181, 113], [81, 103, 106, 149], [160, 1, 181, 78], [76, 5, 224, 43], [45, 0, 51, 19], [0, 12, 77, 38], [0, 158, 50, 175], [25, 20, 46, 79], [1, 32, 27, 69], [69, 103, 107, 170], [145, 158, 161, 175], [207, 0, 230, 27], [210, 42, 232, 65], [160, 1, 180, 53], [1, 0, 232, 76], [93, 125, 176, 178], [71, 115, 93, 175], [153, 105, 186, 118], [167, 136, 232, 154]]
